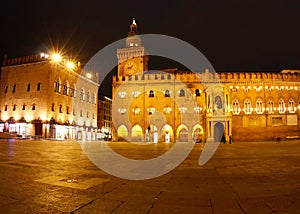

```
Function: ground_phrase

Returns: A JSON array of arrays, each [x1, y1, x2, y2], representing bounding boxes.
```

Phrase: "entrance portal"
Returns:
[[214, 122, 224, 142]]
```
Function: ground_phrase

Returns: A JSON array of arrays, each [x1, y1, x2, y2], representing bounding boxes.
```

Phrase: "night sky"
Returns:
[[1, 0, 300, 96]]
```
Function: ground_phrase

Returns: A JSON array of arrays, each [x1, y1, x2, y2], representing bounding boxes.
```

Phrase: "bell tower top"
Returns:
[[126, 18, 141, 47]]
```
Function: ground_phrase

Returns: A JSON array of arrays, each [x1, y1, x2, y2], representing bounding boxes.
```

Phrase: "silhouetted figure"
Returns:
[[229, 135, 232, 144], [221, 134, 226, 144]]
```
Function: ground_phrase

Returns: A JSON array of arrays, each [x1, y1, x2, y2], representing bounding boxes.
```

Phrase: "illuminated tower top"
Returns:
[[126, 18, 141, 47]]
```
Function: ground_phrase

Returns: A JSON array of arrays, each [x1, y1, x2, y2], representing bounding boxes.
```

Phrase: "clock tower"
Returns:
[[117, 18, 148, 78]]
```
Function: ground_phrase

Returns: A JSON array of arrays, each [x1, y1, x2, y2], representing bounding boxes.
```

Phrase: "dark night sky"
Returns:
[[1, 0, 300, 96]]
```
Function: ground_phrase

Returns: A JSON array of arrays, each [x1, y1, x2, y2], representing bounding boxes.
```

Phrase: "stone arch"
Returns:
[[161, 124, 174, 143], [192, 124, 204, 143], [176, 124, 188, 142], [117, 125, 128, 141], [131, 124, 143, 142]]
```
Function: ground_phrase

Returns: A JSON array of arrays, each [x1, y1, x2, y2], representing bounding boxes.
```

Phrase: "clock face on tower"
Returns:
[[124, 60, 138, 75]]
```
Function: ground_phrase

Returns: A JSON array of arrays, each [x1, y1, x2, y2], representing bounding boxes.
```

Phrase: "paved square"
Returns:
[[0, 139, 299, 213]]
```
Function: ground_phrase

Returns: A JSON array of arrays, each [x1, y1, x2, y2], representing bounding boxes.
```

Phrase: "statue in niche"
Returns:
[[215, 96, 222, 109]]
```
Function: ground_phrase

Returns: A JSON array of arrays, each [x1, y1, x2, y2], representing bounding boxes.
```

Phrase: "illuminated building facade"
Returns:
[[0, 53, 99, 140], [112, 19, 300, 142], [97, 95, 112, 140]]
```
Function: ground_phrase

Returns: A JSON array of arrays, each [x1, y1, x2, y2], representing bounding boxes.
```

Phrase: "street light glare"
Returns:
[[52, 53, 62, 62], [66, 61, 75, 70]]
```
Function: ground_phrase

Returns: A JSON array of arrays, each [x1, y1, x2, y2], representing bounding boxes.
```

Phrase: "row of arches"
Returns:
[[116, 124, 204, 143]]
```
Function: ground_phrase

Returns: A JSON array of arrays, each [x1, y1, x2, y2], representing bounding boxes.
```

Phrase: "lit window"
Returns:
[[63, 81, 69, 96], [164, 106, 172, 114], [149, 90, 155, 98], [194, 106, 202, 114], [147, 107, 155, 115], [132, 91, 141, 98], [132, 107, 140, 115], [179, 89, 185, 97], [118, 108, 127, 115], [179, 106, 187, 114], [118, 91, 127, 98], [242, 86, 250, 92], [256, 99, 263, 114], [289, 99, 295, 113], [268, 100, 274, 114], [164, 90, 170, 97], [232, 99, 240, 115], [54, 78, 61, 93], [244, 99, 252, 114], [278, 99, 285, 113]]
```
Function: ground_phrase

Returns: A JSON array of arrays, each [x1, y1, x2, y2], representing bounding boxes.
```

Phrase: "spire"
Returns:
[[128, 18, 138, 37]]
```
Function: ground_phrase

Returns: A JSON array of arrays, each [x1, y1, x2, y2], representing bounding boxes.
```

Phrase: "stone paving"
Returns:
[[0, 139, 299, 213]]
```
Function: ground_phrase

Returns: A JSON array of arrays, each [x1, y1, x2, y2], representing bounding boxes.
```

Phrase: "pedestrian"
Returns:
[[221, 134, 226, 144]]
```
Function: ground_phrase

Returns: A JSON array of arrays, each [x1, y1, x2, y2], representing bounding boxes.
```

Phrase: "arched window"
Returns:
[[149, 90, 154, 98], [63, 81, 69, 95], [37, 82, 41, 91], [92, 93, 96, 104], [179, 89, 185, 97], [288, 99, 295, 113], [12, 84, 16, 93], [268, 100, 274, 114], [256, 99, 263, 114], [165, 90, 170, 97], [54, 78, 61, 93], [80, 88, 85, 101], [244, 99, 252, 114], [70, 84, 76, 98], [278, 99, 285, 113], [86, 91, 90, 103], [195, 89, 201, 97], [4, 85, 8, 93], [232, 99, 240, 115]]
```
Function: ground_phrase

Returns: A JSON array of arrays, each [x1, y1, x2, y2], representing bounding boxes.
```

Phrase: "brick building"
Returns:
[[112, 19, 300, 142], [0, 53, 99, 140]]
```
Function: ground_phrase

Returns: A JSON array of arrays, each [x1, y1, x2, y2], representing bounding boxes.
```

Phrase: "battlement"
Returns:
[[2, 54, 48, 66], [113, 69, 300, 84]]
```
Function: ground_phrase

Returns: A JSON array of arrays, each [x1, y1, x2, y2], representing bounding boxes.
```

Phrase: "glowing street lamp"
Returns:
[[86, 73, 92, 79], [66, 61, 75, 70], [52, 53, 62, 62]]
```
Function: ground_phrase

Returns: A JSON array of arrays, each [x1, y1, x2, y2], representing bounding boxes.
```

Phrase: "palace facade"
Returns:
[[0, 53, 99, 140], [112, 19, 300, 142]]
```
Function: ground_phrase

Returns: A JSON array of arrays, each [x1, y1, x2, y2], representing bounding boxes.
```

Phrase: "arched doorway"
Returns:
[[161, 124, 174, 143], [177, 125, 188, 142], [214, 122, 224, 142], [131, 124, 143, 142], [117, 125, 128, 141], [192, 124, 204, 143]]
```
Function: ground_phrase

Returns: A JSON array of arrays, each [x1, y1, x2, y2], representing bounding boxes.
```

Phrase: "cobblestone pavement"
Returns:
[[0, 139, 299, 213]]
